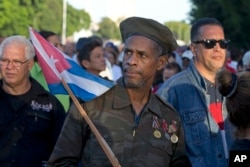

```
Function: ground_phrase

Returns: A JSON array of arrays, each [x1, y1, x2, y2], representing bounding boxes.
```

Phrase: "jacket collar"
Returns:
[[0, 77, 48, 97], [188, 60, 207, 91], [113, 77, 162, 117]]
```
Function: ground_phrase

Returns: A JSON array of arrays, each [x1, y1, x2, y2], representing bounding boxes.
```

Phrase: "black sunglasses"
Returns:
[[193, 39, 230, 49]]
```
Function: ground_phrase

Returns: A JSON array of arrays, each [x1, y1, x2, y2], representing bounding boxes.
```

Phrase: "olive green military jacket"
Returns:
[[48, 78, 190, 167]]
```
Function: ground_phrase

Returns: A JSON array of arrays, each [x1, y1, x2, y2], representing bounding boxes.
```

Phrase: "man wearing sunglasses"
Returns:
[[157, 18, 234, 167]]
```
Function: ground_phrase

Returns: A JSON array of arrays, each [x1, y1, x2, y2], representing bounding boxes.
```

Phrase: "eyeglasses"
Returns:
[[0, 58, 30, 67], [193, 39, 230, 49]]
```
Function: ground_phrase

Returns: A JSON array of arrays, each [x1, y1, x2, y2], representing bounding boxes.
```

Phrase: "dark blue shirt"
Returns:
[[0, 78, 65, 167]]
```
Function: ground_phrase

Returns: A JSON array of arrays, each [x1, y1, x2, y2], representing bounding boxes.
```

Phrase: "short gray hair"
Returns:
[[0, 35, 35, 59]]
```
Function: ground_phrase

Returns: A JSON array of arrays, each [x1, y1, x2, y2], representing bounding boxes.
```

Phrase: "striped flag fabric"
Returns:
[[29, 27, 114, 101]]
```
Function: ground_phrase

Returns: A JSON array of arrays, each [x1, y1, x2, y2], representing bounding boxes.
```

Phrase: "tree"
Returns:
[[66, 5, 91, 36], [0, 0, 91, 37], [0, 0, 44, 36], [35, 0, 63, 34], [36, 0, 91, 37], [97, 17, 121, 40], [164, 21, 191, 44]]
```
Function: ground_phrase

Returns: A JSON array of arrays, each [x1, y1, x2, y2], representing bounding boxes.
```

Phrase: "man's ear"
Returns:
[[28, 59, 35, 70], [81, 60, 90, 69], [157, 55, 168, 70], [190, 44, 196, 53]]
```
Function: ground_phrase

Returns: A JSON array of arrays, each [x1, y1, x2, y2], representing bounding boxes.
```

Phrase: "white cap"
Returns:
[[242, 50, 250, 66], [182, 50, 193, 60]]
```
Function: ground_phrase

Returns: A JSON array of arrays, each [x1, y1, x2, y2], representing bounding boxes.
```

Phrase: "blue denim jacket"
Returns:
[[157, 61, 234, 167]]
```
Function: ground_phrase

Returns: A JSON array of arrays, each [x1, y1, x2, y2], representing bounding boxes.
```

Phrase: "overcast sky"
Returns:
[[67, 0, 191, 23]]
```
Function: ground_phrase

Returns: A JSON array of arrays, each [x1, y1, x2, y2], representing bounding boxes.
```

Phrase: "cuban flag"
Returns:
[[29, 27, 114, 101]]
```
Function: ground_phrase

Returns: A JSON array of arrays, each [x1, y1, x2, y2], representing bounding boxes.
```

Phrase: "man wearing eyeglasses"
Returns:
[[0, 35, 66, 167], [157, 18, 235, 167]]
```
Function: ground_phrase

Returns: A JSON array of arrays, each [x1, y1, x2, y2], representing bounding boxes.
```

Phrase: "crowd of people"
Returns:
[[0, 16, 249, 167]]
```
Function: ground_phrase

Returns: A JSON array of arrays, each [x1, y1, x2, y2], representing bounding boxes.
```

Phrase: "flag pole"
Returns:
[[61, 0, 67, 44], [61, 79, 121, 167]]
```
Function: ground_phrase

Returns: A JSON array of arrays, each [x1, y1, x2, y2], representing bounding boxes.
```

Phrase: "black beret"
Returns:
[[120, 17, 177, 53]]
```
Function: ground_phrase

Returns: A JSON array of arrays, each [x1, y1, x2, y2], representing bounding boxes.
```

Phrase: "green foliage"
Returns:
[[190, 0, 250, 50], [66, 5, 91, 36], [164, 21, 191, 44], [0, 0, 91, 37], [35, 0, 91, 37], [97, 17, 121, 40], [35, 0, 62, 34], [0, 0, 43, 36]]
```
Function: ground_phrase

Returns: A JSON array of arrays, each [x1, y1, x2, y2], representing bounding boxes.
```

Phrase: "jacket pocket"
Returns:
[[25, 111, 51, 134], [182, 110, 209, 144], [149, 138, 172, 154], [146, 139, 172, 166]]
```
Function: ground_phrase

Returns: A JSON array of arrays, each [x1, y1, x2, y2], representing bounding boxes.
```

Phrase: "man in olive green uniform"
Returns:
[[48, 17, 190, 167]]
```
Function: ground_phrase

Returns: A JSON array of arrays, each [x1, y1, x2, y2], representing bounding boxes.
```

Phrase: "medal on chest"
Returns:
[[152, 115, 161, 138], [152, 116, 179, 143]]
